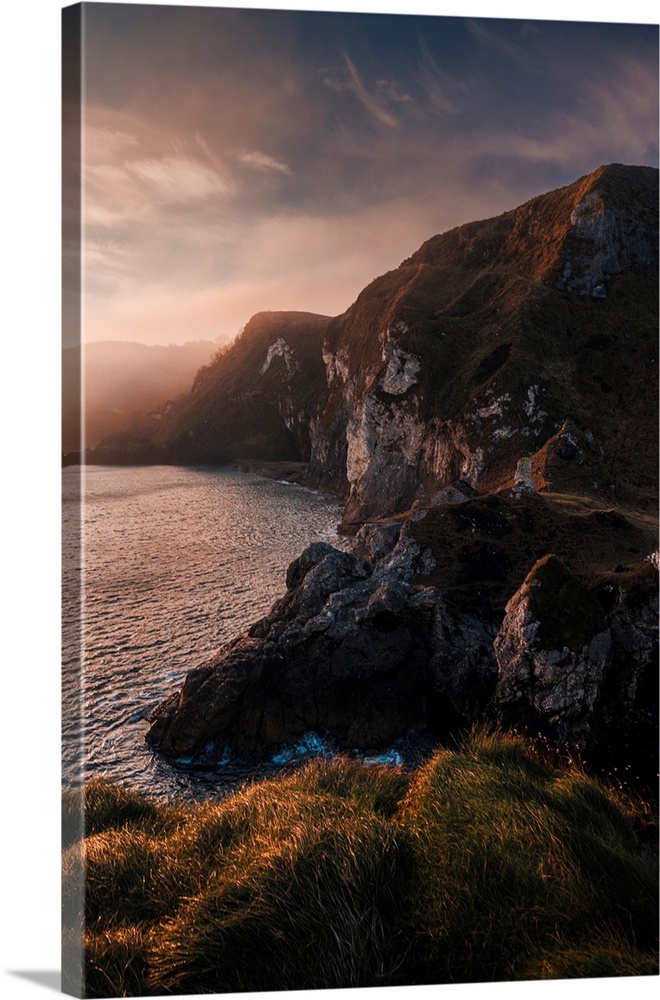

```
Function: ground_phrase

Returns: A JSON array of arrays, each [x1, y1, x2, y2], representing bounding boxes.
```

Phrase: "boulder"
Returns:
[[494, 555, 609, 746]]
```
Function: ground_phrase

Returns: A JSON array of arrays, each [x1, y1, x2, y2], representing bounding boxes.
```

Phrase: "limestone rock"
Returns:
[[495, 554, 611, 748]]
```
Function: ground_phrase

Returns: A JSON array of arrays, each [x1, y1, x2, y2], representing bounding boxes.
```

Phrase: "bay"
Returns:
[[62, 465, 349, 801]]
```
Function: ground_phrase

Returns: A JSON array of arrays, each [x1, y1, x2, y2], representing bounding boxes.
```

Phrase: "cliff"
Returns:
[[136, 164, 659, 773], [310, 163, 658, 526], [91, 164, 658, 534], [128, 311, 331, 465]]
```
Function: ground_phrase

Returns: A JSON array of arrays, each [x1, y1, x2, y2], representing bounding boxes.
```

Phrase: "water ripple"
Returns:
[[62, 465, 348, 801]]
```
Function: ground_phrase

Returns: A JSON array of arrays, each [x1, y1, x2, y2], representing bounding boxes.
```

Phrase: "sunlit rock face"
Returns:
[[305, 163, 658, 528], [558, 184, 658, 298]]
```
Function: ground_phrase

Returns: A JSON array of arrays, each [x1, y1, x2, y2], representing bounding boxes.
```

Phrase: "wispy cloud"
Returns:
[[376, 79, 413, 104], [83, 106, 235, 235], [478, 54, 659, 171], [237, 150, 293, 175], [413, 36, 461, 117], [129, 156, 232, 201], [467, 19, 527, 64], [85, 126, 139, 160], [323, 52, 402, 129]]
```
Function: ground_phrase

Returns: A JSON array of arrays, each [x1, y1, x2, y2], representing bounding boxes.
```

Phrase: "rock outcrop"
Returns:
[[494, 555, 610, 746], [494, 554, 658, 767], [147, 539, 448, 758], [148, 530, 657, 770]]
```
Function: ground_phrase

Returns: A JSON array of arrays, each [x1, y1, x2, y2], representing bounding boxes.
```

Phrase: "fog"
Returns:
[[62, 340, 216, 450]]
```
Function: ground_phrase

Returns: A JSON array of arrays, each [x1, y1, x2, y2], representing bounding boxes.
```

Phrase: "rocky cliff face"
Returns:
[[307, 163, 658, 527], [137, 164, 658, 776], [89, 164, 657, 524]]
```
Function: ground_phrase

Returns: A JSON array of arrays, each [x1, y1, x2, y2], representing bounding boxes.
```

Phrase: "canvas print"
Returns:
[[62, 2, 659, 996]]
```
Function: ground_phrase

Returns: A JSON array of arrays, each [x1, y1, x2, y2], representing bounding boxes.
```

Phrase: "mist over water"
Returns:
[[62, 465, 348, 800]]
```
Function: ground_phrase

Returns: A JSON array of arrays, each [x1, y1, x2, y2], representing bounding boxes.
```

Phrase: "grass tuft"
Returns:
[[63, 733, 658, 996]]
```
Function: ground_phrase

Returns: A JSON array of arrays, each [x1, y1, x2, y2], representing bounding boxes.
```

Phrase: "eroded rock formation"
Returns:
[[147, 538, 444, 758], [142, 164, 658, 776]]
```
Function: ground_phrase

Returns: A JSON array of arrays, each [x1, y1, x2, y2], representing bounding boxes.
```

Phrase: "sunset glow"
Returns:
[[71, 6, 658, 348]]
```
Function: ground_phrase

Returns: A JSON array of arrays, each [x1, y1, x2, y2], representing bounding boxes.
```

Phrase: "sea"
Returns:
[[62, 464, 357, 802]]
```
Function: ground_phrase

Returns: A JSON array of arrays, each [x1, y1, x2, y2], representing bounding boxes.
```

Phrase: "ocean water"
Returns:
[[62, 465, 352, 801]]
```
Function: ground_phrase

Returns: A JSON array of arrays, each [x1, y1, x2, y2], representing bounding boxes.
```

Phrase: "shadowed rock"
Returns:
[[494, 554, 658, 755], [147, 540, 450, 759], [147, 537, 657, 771]]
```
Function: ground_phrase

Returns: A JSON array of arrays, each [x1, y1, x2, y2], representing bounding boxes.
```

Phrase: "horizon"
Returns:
[[68, 4, 659, 348]]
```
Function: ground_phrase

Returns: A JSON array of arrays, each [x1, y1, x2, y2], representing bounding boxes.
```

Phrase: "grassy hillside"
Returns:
[[62, 730, 658, 996]]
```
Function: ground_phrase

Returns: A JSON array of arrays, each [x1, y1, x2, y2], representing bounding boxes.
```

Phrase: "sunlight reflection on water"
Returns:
[[62, 465, 348, 801]]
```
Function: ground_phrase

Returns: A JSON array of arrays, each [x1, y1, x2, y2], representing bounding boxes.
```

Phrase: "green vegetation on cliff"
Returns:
[[62, 730, 658, 996]]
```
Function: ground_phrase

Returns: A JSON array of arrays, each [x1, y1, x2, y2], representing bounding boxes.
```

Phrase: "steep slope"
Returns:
[[62, 339, 216, 451], [112, 311, 333, 466], [309, 164, 658, 526]]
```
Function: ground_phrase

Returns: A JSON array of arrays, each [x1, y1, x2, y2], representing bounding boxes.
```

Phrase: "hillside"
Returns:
[[62, 339, 216, 452], [154, 311, 332, 463]]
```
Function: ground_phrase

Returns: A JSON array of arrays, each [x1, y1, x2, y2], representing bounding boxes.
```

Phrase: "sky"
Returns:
[[68, 2, 659, 347]]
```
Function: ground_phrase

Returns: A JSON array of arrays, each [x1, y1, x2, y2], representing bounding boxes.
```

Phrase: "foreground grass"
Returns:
[[62, 731, 658, 996]]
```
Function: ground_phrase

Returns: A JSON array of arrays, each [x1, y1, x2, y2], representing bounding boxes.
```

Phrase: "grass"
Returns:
[[63, 731, 658, 996], [407, 487, 657, 619]]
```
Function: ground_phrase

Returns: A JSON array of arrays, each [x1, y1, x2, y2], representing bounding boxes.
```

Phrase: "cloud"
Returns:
[[520, 22, 542, 41], [376, 79, 413, 104], [85, 126, 139, 160], [84, 154, 233, 233], [84, 109, 237, 241], [128, 155, 231, 201], [476, 54, 659, 172], [412, 36, 461, 117], [237, 150, 293, 174], [331, 52, 401, 129], [467, 19, 527, 63]]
